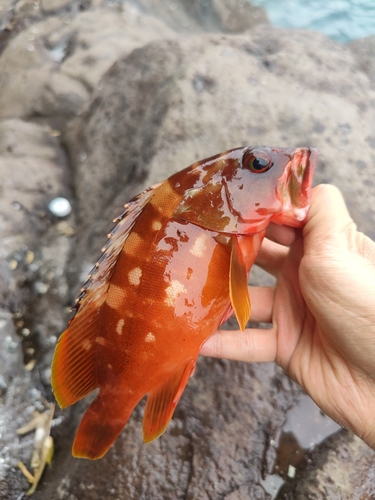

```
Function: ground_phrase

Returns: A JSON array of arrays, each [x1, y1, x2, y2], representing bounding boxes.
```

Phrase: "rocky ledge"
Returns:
[[0, 1, 375, 499]]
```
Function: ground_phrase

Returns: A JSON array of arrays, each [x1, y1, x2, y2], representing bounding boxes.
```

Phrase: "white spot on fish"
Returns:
[[165, 280, 187, 307], [95, 336, 106, 345], [82, 340, 92, 350], [123, 232, 143, 257], [128, 267, 142, 286], [108, 364, 113, 370], [145, 332, 156, 343], [106, 284, 126, 309], [189, 233, 207, 258], [116, 318, 124, 335], [152, 220, 162, 231]]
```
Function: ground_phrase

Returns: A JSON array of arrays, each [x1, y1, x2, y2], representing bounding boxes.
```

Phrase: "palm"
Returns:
[[201, 185, 375, 448], [263, 229, 375, 441]]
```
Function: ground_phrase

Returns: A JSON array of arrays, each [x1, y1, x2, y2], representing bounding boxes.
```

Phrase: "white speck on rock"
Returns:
[[48, 198, 72, 217]]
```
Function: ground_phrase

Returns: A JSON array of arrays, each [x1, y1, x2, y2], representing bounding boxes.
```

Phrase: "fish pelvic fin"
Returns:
[[143, 359, 196, 443], [229, 236, 251, 331], [72, 389, 138, 459]]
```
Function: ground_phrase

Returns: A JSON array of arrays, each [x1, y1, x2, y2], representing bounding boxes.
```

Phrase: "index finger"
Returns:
[[200, 327, 277, 363]]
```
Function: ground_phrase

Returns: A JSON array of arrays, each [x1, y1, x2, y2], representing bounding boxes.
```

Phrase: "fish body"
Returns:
[[52, 146, 317, 459]]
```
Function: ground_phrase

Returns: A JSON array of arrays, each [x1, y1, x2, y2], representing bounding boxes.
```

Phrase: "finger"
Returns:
[[304, 184, 354, 253], [256, 237, 289, 277], [248, 286, 273, 323], [200, 327, 277, 363], [266, 223, 298, 247]]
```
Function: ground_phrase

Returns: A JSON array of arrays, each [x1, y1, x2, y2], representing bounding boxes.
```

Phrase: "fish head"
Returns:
[[172, 146, 317, 234], [225, 146, 317, 231]]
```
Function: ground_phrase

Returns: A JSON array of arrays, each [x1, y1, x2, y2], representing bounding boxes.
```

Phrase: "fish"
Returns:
[[51, 145, 317, 459]]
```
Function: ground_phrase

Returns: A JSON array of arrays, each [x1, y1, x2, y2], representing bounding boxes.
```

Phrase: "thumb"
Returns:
[[304, 184, 375, 263], [303, 184, 355, 254]]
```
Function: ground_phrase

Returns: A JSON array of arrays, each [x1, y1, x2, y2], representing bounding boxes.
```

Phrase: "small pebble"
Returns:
[[287, 464, 296, 478], [21, 328, 31, 337], [48, 197, 72, 217], [9, 260, 17, 270], [25, 250, 34, 265], [25, 360, 36, 371]]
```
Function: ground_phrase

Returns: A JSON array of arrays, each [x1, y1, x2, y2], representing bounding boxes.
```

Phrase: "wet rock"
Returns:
[[0, 118, 74, 363], [348, 35, 375, 83], [0, 17, 65, 120], [0, 119, 67, 257], [1, 1, 375, 499], [0, 310, 43, 499], [66, 28, 375, 253], [13, 0, 43, 21], [134, 0, 268, 33], [0, 118, 74, 498], [276, 430, 375, 499], [54, 6, 175, 93], [50, 27, 375, 499], [0, 1, 267, 123], [41, 0, 77, 14], [38, 361, 298, 499]]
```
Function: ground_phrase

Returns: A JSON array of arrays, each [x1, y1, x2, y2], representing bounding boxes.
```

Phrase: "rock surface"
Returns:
[[348, 35, 375, 84], [276, 431, 375, 499], [0, 1, 375, 499]]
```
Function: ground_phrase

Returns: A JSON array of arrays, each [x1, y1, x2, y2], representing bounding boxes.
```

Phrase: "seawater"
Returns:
[[250, 0, 375, 43]]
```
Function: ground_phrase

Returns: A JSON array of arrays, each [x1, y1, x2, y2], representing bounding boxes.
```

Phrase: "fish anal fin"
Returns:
[[73, 389, 138, 459], [143, 359, 196, 443], [229, 237, 251, 331]]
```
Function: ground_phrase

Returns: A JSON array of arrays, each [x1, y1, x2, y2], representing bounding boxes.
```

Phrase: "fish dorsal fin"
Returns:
[[143, 359, 196, 443], [51, 185, 158, 409], [229, 236, 251, 331]]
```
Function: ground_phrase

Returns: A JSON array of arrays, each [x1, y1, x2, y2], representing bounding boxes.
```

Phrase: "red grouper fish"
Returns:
[[52, 145, 317, 459]]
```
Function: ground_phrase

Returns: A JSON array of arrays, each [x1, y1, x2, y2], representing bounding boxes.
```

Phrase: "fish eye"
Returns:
[[242, 150, 273, 173]]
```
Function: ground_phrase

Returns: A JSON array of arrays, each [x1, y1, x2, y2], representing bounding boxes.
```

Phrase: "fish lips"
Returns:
[[272, 147, 318, 228]]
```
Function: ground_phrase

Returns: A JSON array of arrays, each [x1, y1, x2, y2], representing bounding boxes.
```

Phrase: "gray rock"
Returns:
[[276, 430, 375, 499], [1, 1, 375, 498], [0, 119, 74, 498], [348, 35, 375, 83], [66, 28, 375, 250], [39, 361, 297, 500], [0, 309, 51, 500], [0, 119, 67, 257], [0, 0, 267, 122], [41, 0, 76, 13], [55, 27, 375, 499], [133, 0, 268, 33]]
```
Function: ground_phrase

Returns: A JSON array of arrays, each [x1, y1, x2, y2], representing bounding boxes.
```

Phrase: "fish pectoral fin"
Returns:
[[229, 236, 251, 331], [143, 359, 196, 443]]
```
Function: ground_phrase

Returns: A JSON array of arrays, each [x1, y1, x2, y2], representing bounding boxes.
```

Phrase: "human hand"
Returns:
[[200, 185, 375, 448]]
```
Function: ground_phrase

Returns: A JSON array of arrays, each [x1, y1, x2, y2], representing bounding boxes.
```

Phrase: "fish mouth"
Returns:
[[274, 147, 318, 227]]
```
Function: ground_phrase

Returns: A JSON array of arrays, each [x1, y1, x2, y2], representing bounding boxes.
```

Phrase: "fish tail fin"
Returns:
[[143, 359, 196, 443], [73, 390, 137, 459]]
